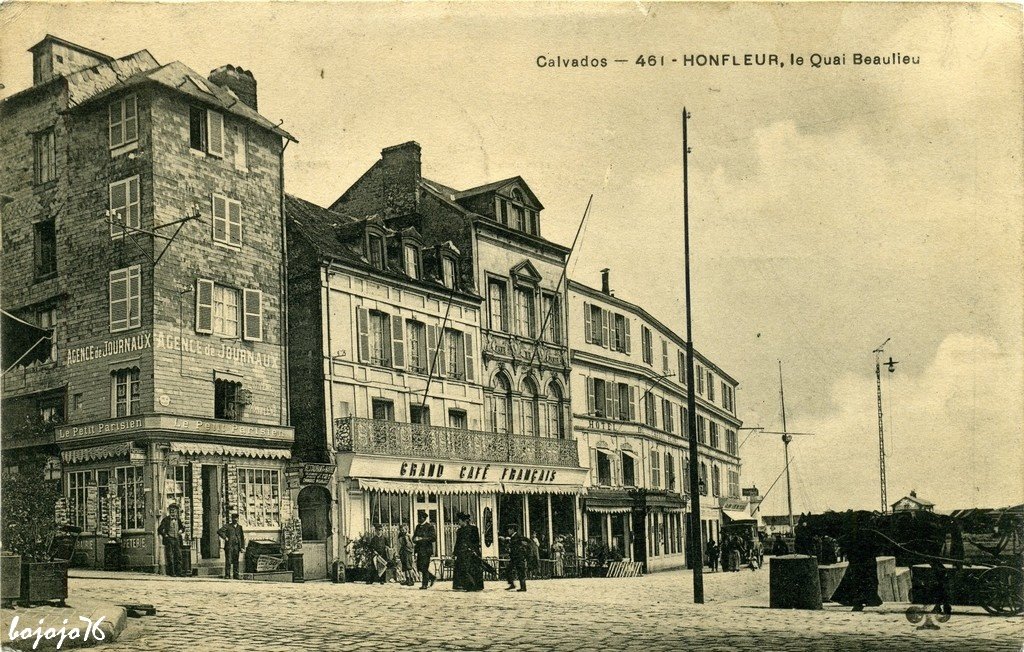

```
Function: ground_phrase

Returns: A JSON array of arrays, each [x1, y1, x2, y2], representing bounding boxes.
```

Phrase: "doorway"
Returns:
[[298, 486, 332, 580], [200, 465, 223, 559]]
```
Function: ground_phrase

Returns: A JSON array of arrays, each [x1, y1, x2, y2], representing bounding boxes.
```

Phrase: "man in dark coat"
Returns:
[[412, 512, 436, 589], [157, 504, 186, 577], [706, 539, 719, 572], [365, 523, 388, 585], [452, 512, 484, 591], [217, 513, 245, 579], [500, 523, 529, 592]]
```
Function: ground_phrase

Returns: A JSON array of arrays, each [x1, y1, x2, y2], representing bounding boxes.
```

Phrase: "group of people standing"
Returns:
[[705, 534, 767, 572], [363, 512, 438, 588], [156, 503, 245, 580]]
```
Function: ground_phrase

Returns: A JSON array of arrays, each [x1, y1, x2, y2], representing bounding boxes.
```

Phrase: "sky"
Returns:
[[2, 2, 1021, 515]]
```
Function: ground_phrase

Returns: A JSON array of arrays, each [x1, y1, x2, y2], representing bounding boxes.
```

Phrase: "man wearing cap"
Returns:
[[157, 504, 186, 577], [499, 523, 529, 592], [218, 512, 246, 580], [412, 511, 436, 589]]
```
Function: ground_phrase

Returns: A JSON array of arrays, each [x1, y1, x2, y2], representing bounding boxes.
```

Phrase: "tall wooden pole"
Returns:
[[682, 108, 704, 603], [779, 361, 794, 532]]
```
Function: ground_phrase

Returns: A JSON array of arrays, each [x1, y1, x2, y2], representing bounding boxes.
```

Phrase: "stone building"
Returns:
[[568, 270, 743, 571], [287, 142, 586, 577], [0, 35, 295, 573]]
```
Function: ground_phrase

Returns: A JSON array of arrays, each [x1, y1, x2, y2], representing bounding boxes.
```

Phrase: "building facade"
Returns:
[[1, 36, 295, 572], [287, 142, 586, 577], [568, 272, 743, 571]]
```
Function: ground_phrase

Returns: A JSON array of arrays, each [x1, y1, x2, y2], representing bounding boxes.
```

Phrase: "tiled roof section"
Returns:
[[420, 178, 461, 201], [67, 59, 296, 141], [285, 194, 364, 262], [454, 176, 521, 199], [64, 50, 160, 107], [29, 34, 115, 62], [896, 495, 935, 507]]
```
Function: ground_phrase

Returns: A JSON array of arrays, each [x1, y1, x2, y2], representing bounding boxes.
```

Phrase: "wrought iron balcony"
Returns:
[[334, 416, 579, 467]]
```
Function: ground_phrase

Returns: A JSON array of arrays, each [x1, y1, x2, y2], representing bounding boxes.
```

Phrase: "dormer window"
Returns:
[[441, 256, 456, 289], [403, 244, 420, 279], [367, 234, 385, 269]]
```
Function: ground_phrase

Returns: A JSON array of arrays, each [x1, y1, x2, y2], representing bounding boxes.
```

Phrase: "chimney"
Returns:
[[209, 65, 258, 111], [380, 142, 422, 218], [29, 35, 113, 86], [909, 490, 917, 498], [601, 268, 611, 295]]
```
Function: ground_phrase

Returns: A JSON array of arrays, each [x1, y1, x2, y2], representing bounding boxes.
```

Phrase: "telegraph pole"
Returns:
[[779, 361, 795, 533], [682, 108, 704, 604], [873, 338, 898, 514]]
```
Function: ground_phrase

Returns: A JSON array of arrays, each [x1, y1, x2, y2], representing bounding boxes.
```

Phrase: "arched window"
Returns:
[[489, 374, 511, 434], [521, 379, 539, 437], [546, 382, 565, 439]]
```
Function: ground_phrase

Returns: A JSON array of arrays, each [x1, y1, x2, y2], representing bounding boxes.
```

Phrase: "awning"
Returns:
[[645, 492, 688, 510], [722, 508, 756, 523], [585, 490, 634, 514], [62, 442, 132, 464], [169, 442, 291, 459], [501, 483, 584, 496], [2, 309, 52, 371], [357, 479, 504, 495]]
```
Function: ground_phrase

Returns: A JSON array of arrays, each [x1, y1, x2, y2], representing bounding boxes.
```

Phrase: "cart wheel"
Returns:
[[979, 566, 1024, 616]]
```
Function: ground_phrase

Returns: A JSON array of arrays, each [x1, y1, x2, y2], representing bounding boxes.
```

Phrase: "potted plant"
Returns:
[[345, 532, 377, 583]]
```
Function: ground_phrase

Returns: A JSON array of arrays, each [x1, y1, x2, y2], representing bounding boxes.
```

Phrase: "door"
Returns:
[[200, 465, 222, 559], [414, 493, 439, 554], [298, 486, 332, 580], [632, 508, 648, 569]]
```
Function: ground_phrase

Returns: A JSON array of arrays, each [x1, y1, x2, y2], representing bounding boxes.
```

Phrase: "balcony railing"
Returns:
[[334, 416, 579, 468]]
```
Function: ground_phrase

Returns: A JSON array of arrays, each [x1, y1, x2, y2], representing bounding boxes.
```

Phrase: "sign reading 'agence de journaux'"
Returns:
[[62, 333, 278, 368]]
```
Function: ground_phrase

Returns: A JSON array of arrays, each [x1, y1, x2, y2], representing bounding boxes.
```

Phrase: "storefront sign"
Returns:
[[55, 414, 293, 444], [383, 458, 563, 484], [120, 532, 154, 568], [154, 333, 278, 369], [64, 334, 152, 366], [57, 417, 144, 441], [300, 463, 335, 485], [742, 487, 760, 497], [719, 498, 749, 512]]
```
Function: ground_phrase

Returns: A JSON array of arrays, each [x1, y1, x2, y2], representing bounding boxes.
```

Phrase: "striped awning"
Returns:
[[357, 479, 504, 495], [62, 442, 133, 464], [586, 505, 633, 514], [169, 442, 291, 459], [501, 483, 584, 495]]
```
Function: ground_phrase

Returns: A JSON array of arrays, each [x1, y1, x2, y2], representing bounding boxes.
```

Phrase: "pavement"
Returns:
[[1, 598, 128, 650], [7, 568, 1022, 651]]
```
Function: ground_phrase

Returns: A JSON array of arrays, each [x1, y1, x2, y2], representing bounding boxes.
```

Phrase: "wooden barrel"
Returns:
[[770, 554, 823, 610]]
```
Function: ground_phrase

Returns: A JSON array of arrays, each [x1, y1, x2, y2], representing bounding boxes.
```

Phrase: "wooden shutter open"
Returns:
[[590, 447, 600, 485], [586, 377, 595, 415], [605, 382, 615, 420], [600, 309, 610, 348], [436, 329, 447, 377], [583, 302, 592, 343], [426, 325, 438, 376], [228, 200, 242, 245], [628, 386, 636, 421], [242, 289, 263, 341], [356, 307, 370, 363], [207, 110, 224, 156], [195, 279, 214, 334], [624, 317, 632, 353], [391, 315, 405, 368], [463, 332, 475, 382]]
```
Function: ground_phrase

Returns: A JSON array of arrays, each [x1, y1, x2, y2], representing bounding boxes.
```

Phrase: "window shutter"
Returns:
[[628, 386, 636, 421], [590, 448, 600, 484], [195, 279, 214, 334], [600, 309, 610, 348], [242, 289, 263, 341], [463, 332, 475, 382], [124, 96, 137, 143], [128, 266, 141, 328], [426, 325, 438, 375], [610, 385, 620, 420], [583, 302, 592, 343], [586, 377, 595, 415], [611, 454, 620, 486], [212, 195, 227, 243], [624, 318, 632, 353], [391, 315, 405, 368], [228, 200, 242, 245], [207, 110, 224, 156], [605, 383, 615, 420], [436, 330, 447, 377], [356, 307, 370, 363]]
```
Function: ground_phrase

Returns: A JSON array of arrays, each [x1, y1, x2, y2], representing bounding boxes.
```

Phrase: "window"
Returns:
[[616, 383, 634, 421], [707, 371, 716, 402], [34, 128, 55, 184], [588, 377, 610, 418], [681, 405, 688, 437], [545, 382, 565, 438], [722, 384, 734, 412], [111, 367, 141, 417], [642, 326, 653, 364], [712, 465, 721, 497], [710, 422, 720, 449], [37, 306, 57, 363], [696, 364, 705, 395], [441, 257, 456, 289], [448, 409, 468, 430], [109, 265, 141, 332], [728, 469, 740, 498], [115, 466, 145, 530], [489, 375, 511, 434], [34, 220, 57, 279], [190, 107, 224, 156], [406, 321, 426, 373], [612, 313, 631, 352], [644, 392, 657, 428], [237, 468, 281, 528], [38, 394, 64, 424], [367, 234, 385, 269], [369, 492, 412, 552], [487, 280, 507, 332], [726, 429, 738, 456], [444, 328, 468, 380], [165, 465, 191, 524], [662, 398, 674, 433], [650, 451, 661, 488], [212, 194, 242, 247], [372, 398, 395, 421], [109, 176, 141, 238], [109, 95, 138, 149], [514, 287, 535, 337], [662, 339, 670, 373], [699, 462, 708, 495], [369, 311, 390, 366], [584, 303, 608, 347], [696, 415, 707, 444], [410, 404, 430, 425], [678, 351, 687, 384], [232, 124, 248, 170], [496, 198, 508, 226], [215, 379, 243, 420], [541, 293, 561, 344], [683, 456, 690, 494], [521, 380, 539, 437], [596, 450, 613, 486], [403, 245, 420, 279], [213, 284, 240, 338], [243, 289, 263, 341], [67, 470, 93, 531], [621, 454, 636, 487], [665, 452, 676, 492]]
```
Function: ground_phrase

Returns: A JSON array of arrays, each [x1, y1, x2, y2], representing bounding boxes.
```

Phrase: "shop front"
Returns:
[[55, 414, 294, 573], [582, 488, 687, 573]]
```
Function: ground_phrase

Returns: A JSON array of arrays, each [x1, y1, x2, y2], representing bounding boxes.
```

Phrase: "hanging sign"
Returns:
[[300, 463, 335, 486]]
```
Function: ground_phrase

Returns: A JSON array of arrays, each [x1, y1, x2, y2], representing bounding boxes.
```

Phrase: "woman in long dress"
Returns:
[[452, 512, 484, 591]]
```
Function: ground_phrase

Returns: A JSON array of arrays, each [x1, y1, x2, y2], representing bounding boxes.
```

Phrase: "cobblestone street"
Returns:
[[27, 569, 1020, 651]]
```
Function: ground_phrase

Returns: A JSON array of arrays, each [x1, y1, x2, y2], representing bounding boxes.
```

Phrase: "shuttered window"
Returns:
[[196, 279, 214, 333], [206, 109, 224, 157], [650, 450, 661, 488], [109, 176, 141, 238], [391, 315, 405, 369], [212, 194, 242, 246], [109, 266, 141, 332], [243, 289, 263, 341], [108, 95, 138, 149]]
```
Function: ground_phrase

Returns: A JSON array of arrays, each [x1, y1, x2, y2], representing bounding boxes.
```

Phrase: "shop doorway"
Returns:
[[631, 508, 648, 570], [200, 465, 223, 559], [298, 486, 332, 580]]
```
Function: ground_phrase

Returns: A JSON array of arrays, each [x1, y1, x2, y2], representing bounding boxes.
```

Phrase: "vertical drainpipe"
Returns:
[[280, 138, 291, 428]]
